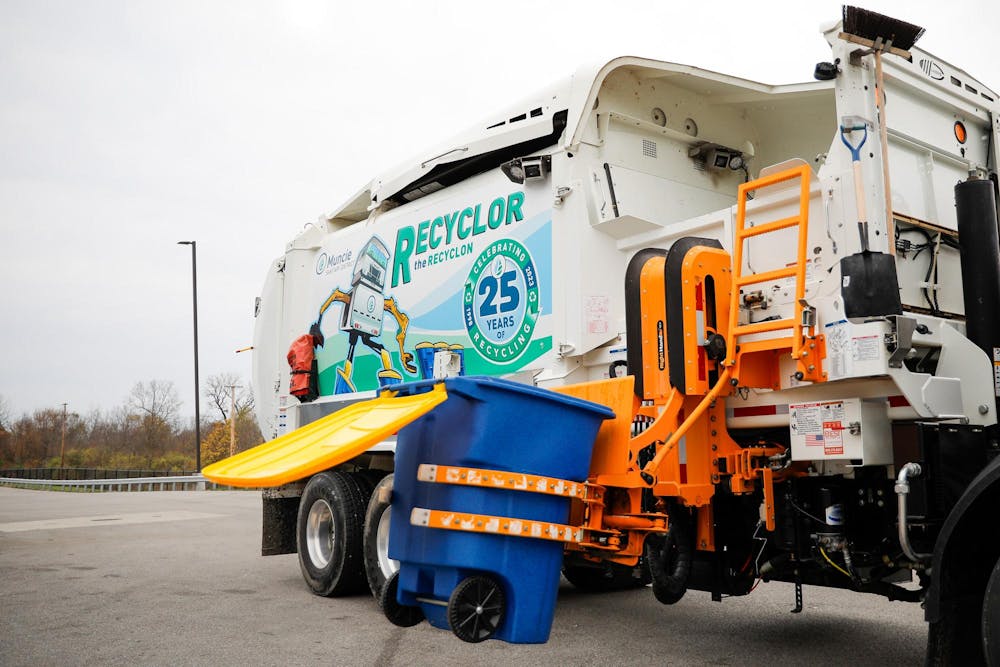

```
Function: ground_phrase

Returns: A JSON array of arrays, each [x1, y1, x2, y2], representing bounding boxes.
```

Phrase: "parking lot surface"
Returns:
[[0, 487, 926, 665]]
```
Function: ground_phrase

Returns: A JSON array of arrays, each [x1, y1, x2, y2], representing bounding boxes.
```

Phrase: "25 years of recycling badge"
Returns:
[[463, 239, 539, 363]]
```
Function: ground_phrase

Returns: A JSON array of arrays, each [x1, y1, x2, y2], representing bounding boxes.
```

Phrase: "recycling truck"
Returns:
[[204, 6, 1000, 662]]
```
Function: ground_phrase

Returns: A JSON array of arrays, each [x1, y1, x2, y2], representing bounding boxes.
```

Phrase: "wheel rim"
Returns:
[[376, 505, 399, 579], [450, 577, 504, 642], [305, 498, 335, 568]]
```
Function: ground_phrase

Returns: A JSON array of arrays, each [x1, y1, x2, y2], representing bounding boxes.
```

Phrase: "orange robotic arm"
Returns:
[[383, 297, 417, 374]]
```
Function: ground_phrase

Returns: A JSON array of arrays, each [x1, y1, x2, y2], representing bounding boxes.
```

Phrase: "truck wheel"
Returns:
[[364, 474, 398, 602], [982, 557, 1000, 664], [296, 471, 367, 596], [350, 471, 376, 501], [563, 560, 650, 592], [448, 575, 505, 643], [380, 571, 424, 627]]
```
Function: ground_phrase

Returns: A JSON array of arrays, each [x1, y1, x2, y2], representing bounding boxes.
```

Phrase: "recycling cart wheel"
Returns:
[[447, 575, 506, 643], [364, 473, 398, 602], [380, 571, 424, 627], [296, 471, 367, 596]]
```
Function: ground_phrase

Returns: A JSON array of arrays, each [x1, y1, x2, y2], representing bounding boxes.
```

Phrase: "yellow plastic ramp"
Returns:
[[202, 385, 447, 488]]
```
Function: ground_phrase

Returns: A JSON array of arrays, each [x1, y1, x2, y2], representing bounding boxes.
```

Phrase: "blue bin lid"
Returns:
[[392, 375, 615, 420]]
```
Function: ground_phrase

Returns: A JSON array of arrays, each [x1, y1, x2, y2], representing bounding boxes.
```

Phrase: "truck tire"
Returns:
[[296, 471, 367, 596], [983, 557, 1000, 665], [351, 469, 387, 501], [563, 560, 651, 592], [364, 474, 398, 602]]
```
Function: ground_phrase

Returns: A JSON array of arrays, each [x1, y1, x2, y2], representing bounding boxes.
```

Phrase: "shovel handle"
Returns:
[[852, 161, 868, 224], [840, 123, 868, 160], [853, 161, 870, 252]]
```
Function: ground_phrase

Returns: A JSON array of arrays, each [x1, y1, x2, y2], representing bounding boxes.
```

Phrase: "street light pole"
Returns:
[[60, 402, 67, 468], [227, 384, 241, 457], [177, 241, 202, 472]]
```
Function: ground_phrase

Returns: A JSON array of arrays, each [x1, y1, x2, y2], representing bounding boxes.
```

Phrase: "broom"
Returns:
[[839, 6, 925, 254]]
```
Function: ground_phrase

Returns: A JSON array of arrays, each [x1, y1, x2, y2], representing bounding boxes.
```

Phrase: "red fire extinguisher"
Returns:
[[287, 324, 324, 402]]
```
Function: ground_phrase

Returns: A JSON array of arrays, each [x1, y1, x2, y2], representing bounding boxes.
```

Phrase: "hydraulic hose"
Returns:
[[647, 508, 692, 605], [895, 462, 931, 562]]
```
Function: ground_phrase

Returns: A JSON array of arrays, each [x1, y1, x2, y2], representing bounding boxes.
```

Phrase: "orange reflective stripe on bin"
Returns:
[[410, 507, 585, 544], [416, 464, 589, 499]]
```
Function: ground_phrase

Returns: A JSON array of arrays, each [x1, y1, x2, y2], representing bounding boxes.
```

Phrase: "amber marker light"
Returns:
[[954, 121, 967, 144]]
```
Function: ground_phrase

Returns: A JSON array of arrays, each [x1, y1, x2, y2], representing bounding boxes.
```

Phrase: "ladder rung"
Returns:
[[737, 215, 802, 239], [737, 336, 794, 354], [734, 318, 795, 336], [738, 165, 809, 194], [734, 265, 798, 287]]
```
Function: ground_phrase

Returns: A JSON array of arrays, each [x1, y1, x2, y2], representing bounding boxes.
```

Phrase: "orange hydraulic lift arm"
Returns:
[[639, 367, 732, 486], [317, 289, 351, 318], [384, 296, 417, 373]]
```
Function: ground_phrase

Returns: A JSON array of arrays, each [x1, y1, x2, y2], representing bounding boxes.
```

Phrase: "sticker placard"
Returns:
[[585, 296, 610, 335], [791, 401, 846, 455], [852, 335, 880, 362]]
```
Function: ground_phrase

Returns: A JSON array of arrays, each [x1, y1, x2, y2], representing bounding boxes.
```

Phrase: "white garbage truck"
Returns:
[[205, 6, 1000, 661]]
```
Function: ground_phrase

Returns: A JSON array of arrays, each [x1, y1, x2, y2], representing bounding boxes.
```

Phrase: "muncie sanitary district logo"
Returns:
[[463, 238, 539, 363]]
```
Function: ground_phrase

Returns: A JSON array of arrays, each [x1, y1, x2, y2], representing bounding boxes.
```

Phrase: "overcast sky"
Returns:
[[1, 0, 998, 422]]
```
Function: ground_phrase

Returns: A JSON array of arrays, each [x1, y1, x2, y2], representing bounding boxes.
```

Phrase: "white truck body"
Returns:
[[230, 11, 1000, 660], [253, 25, 998, 450]]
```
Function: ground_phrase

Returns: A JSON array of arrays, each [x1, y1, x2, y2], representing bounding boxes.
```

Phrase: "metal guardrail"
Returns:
[[0, 474, 221, 492], [0, 467, 199, 480]]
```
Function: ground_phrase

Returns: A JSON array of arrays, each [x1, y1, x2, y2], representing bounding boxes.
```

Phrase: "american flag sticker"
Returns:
[[805, 433, 824, 446]]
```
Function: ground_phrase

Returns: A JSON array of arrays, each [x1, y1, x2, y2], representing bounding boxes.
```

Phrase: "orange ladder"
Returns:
[[726, 164, 825, 386]]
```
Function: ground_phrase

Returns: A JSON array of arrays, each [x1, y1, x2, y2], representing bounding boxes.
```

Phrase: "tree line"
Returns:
[[0, 372, 262, 471]]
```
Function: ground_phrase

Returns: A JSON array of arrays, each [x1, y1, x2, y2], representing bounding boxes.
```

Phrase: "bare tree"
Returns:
[[0, 396, 20, 464], [8, 408, 64, 464], [0, 394, 11, 432], [127, 380, 181, 426], [204, 373, 254, 421], [126, 380, 181, 461]]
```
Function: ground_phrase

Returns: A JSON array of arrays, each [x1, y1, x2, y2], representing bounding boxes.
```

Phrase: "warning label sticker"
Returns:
[[791, 401, 846, 456], [825, 320, 849, 379], [585, 296, 609, 335], [822, 421, 844, 455], [993, 347, 1000, 398], [792, 403, 824, 436], [852, 335, 880, 362]]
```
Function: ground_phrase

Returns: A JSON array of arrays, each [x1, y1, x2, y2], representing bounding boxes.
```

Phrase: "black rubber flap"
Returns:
[[839, 251, 902, 318]]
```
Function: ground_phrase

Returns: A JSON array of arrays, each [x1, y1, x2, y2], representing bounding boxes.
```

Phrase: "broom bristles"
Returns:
[[842, 5, 925, 51]]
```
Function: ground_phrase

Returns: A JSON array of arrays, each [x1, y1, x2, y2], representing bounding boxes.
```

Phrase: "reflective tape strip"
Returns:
[[416, 464, 587, 499], [410, 507, 585, 544]]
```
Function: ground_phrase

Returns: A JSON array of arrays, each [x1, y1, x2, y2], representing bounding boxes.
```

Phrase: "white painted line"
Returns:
[[0, 511, 224, 533]]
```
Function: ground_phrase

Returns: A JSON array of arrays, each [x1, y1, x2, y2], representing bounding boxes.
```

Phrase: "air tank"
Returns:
[[955, 177, 1000, 413]]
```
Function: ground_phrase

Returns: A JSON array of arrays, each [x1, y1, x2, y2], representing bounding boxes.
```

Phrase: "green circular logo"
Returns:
[[463, 239, 539, 363]]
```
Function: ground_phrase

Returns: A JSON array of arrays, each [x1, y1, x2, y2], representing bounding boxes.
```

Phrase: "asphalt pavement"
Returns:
[[0, 486, 926, 665]]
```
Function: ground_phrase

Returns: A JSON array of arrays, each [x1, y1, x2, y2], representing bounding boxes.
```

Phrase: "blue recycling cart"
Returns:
[[383, 376, 614, 643]]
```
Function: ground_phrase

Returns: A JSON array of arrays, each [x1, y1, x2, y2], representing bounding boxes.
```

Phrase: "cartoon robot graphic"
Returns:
[[310, 236, 417, 394]]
